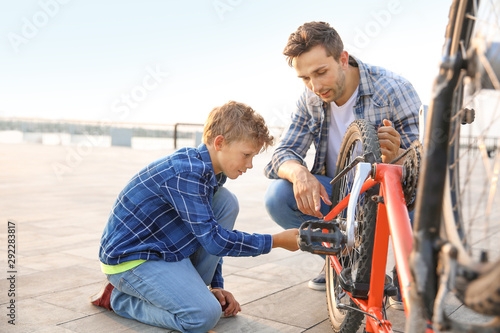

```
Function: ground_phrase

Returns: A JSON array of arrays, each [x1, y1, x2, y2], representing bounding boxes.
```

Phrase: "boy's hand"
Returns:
[[377, 119, 402, 163], [272, 229, 300, 251], [211, 288, 241, 317]]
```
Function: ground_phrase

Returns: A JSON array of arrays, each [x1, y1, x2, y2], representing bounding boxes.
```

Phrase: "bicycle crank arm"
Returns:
[[298, 220, 345, 255], [330, 152, 377, 186]]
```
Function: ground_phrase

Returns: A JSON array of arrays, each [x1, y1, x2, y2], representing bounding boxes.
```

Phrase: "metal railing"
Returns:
[[0, 117, 207, 149], [460, 135, 499, 155], [173, 123, 204, 149]]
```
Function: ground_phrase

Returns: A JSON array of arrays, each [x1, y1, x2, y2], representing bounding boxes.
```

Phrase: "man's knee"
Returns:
[[264, 179, 292, 213], [264, 179, 299, 230], [212, 187, 239, 228]]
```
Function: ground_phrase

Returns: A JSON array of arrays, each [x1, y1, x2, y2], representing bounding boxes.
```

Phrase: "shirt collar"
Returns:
[[350, 55, 374, 97], [198, 143, 227, 187]]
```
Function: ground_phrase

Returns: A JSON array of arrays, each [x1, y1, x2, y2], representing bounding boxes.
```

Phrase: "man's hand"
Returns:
[[272, 228, 300, 251], [211, 288, 241, 317], [278, 161, 332, 218], [378, 119, 402, 163]]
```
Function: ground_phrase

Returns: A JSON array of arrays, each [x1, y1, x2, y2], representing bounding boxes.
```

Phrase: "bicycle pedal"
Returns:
[[298, 220, 345, 255], [337, 270, 398, 300], [383, 275, 398, 297], [338, 267, 370, 299]]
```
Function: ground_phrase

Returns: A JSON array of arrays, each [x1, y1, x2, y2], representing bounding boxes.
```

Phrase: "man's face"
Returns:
[[215, 139, 261, 180], [292, 45, 346, 103]]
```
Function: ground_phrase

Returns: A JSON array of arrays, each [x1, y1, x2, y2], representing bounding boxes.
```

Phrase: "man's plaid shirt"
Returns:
[[264, 56, 421, 178], [99, 144, 272, 289]]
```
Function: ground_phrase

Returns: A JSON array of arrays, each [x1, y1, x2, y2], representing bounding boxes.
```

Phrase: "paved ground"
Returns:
[[0, 142, 488, 332]]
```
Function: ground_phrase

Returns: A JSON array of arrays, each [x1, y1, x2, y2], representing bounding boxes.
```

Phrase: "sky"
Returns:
[[0, 0, 453, 128]]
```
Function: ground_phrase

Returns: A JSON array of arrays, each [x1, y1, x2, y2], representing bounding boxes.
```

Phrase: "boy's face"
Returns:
[[213, 138, 262, 180]]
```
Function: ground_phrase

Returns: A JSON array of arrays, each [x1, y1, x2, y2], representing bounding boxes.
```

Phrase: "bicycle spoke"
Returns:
[[478, 137, 493, 178], [478, 51, 500, 89]]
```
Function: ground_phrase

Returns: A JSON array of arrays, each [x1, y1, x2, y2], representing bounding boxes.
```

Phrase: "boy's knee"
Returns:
[[179, 298, 221, 332]]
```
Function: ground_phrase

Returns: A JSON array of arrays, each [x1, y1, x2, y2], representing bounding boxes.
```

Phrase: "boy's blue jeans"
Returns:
[[107, 187, 238, 333]]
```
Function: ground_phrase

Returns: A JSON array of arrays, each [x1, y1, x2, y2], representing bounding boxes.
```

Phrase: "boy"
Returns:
[[90, 101, 300, 332]]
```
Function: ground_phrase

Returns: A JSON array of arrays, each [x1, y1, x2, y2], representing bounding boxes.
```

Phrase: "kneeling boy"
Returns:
[[90, 101, 299, 332]]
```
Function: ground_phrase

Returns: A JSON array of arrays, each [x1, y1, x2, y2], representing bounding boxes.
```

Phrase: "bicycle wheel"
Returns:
[[441, 0, 500, 315], [415, 0, 500, 319], [326, 119, 382, 333]]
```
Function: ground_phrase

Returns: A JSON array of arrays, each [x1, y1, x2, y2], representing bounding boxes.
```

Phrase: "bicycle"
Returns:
[[298, 0, 500, 332], [299, 120, 421, 332]]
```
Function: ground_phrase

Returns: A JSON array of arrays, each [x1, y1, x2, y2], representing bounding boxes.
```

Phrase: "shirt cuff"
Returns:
[[261, 234, 273, 255], [264, 154, 305, 179], [210, 281, 224, 290]]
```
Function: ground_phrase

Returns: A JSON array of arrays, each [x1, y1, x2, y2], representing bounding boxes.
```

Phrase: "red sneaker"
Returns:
[[90, 281, 114, 311]]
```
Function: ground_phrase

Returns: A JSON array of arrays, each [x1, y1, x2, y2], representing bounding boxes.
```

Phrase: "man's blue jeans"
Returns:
[[107, 187, 238, 333], [265, 174, 413, 300], [264, 175, 414, 229], [264, 175, 333, 230]]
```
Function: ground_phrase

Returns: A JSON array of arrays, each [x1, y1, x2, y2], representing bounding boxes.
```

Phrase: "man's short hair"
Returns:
[[283, 21, 344, 67], [203, 101, 274, 151]]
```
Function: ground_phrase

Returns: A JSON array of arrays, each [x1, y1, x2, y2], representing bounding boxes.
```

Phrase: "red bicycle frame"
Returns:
[[324, 163, 415, 333]]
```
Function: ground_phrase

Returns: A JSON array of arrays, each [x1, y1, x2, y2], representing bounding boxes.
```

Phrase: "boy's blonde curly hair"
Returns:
[[203, 101, 274, 151]]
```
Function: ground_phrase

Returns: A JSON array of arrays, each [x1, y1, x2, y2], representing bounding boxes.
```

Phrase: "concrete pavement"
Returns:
[[0, 142, 485, 332]]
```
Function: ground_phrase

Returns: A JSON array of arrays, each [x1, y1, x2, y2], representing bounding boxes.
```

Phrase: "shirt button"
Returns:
[[190, 248, 195, 253], [166, 258, 171, 262]]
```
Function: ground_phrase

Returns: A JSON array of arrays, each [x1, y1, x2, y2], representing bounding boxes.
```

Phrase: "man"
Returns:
[[264, 22, 420, 306], [90, 101, 300, 332]]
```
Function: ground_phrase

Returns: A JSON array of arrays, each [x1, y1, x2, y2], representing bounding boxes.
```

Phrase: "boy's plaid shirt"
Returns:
[[99, 144, 272, 289]]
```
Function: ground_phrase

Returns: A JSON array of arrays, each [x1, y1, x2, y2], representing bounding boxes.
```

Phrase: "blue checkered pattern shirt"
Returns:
[[99, 144, 273, 289], [264, 57, 421, 178]]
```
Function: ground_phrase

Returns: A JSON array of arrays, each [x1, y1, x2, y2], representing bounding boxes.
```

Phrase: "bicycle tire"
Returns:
[[440, 0, 476, 264], [326, 119, 382, 333]]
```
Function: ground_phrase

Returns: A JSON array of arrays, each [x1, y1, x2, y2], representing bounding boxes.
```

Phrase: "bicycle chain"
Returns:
[[402, 140, 423, 211]]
